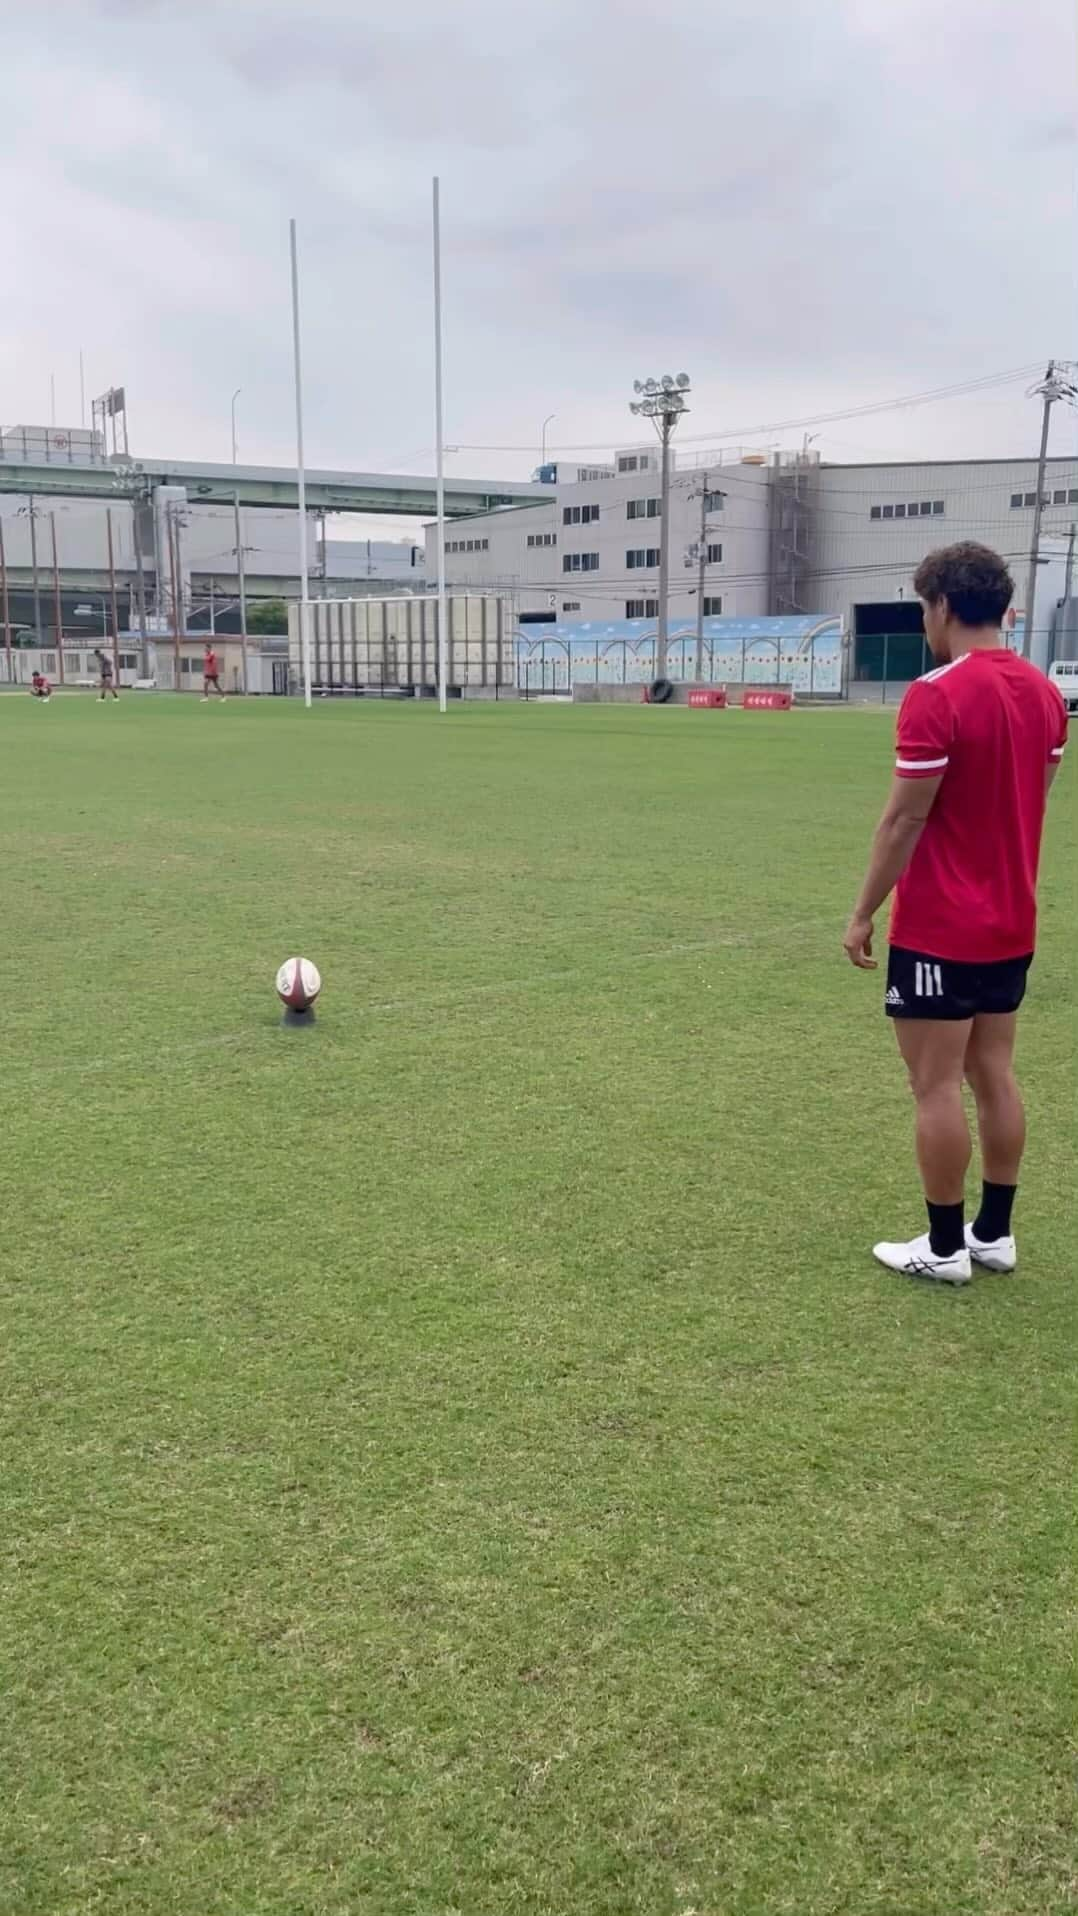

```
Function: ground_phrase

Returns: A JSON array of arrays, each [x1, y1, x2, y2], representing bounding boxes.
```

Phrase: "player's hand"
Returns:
[[844, 911, 877, 969]]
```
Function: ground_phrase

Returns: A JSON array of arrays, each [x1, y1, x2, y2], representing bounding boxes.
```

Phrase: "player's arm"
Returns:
[[1047, 700, 1067, 794], [844, 678, 951, 970], [844, 774, 943, 967]]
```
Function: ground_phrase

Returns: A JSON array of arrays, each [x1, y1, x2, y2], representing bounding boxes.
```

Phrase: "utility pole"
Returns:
[[168, 504, 183, 690], [630, 373, 691, 679], [26, 495, 43, 643], [695, 476, 708, 678], [1064, 522, 1076, 603], [131, 486, 150, 676], [687, 472, 725, 681], [230, 386, 249, 694], [106, 507, 121, 681], [0, 516, 12, 683], [49, 513, 66, 684], [235, 502, 249, 694], [1024, 361, 1076, 659]]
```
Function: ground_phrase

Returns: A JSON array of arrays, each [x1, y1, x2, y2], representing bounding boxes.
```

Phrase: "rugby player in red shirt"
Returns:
[[845, 543, 1067, 1283], [201, 642, 225, 700]]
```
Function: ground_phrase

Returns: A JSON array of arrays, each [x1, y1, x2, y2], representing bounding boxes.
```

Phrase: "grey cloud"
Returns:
[[2, 0, 1073, 477]]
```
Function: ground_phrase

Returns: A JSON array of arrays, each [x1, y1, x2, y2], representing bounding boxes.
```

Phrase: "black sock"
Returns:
[[926, 1200, 965, 1258], [972, 1181, 1016, 1241]]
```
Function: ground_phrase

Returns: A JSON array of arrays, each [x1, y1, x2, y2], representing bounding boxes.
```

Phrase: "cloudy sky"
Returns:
[[2, 0, 1075, 499]]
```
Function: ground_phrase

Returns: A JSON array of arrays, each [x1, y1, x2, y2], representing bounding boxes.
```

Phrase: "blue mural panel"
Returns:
[[517, 614, 845, 694]]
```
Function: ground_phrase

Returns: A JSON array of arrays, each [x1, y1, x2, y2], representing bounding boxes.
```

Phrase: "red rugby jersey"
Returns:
[[889, 649, 1067, 962]]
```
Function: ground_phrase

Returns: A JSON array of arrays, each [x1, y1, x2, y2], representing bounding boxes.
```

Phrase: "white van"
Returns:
[[1048, 659, 1078, 714]]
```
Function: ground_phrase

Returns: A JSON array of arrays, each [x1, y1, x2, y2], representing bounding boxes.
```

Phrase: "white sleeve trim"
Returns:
[[896, 754, 949, 772], [1050, 746, 1065, 760]]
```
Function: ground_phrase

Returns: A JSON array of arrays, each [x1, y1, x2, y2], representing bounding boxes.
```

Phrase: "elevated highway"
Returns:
[[0, 450, 550, 518]]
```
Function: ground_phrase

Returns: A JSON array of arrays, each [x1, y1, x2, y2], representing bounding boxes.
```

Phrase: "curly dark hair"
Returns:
[[913, 542, 1015, 627]]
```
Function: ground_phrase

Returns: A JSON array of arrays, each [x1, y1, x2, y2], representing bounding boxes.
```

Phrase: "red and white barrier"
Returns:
[[743, 689, 792, 710]]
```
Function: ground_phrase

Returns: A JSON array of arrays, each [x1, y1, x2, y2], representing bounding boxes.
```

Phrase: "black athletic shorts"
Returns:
[[886, 945, 1033, 1021]]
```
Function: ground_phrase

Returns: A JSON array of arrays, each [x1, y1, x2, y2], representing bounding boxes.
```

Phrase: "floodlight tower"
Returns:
[[629, 372, 690, 678]]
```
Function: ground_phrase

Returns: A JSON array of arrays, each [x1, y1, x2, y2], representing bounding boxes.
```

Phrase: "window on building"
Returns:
[[583, 504, 599, 524], [707, 543, 723, 564], [932, 501, 945, 515], [870, 505, 881, 520], [1023, 492, 1037, 507], [625, 599, 659, 619], [704, 491, 725, 513], [920, 502, 932, 516], [626, 549, 644, 568], [581, 552, 599, 571], [119, 653, 138, 670], [617, 455, 639, 473], [703, 596, 723, 616], [882, 505, 894, 519], [1010, 494, 1024, 509], [563, 554, 576, 573], [481, 539, 489, 550], [1070, 489, 1078, 504], [906, 503, 920, 516], [562, 600, 581, 612], [894, 504, 906, 518], [1053, 489, 1067, 505]]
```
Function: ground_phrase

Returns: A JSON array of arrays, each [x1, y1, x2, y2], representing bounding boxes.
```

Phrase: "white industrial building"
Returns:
[[425, 447, 771, 625], [424, 446, 1077, 682]]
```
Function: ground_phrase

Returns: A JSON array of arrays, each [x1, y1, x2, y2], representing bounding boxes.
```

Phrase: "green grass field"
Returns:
[[1, 692, 1074, 1916]]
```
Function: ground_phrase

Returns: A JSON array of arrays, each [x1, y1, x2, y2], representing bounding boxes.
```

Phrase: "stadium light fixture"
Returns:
[[628, 372, 691, 679]]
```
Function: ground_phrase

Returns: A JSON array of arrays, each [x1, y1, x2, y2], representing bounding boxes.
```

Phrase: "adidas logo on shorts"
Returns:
[[885, 986, 904, 1007]]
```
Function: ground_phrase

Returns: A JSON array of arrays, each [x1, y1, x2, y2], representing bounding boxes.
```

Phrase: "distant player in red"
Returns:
[[845, 543, 1067, 1283], [201, 642, 225, 700], [30, 670, 51, 699], [94, 647, 118, 700]]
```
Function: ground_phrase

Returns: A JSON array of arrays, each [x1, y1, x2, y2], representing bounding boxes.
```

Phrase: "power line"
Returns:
[[450, 364, 1046, 454]]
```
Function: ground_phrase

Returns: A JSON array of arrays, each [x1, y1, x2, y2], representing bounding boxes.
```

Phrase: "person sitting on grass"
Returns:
[[30, 670, 51, 700]]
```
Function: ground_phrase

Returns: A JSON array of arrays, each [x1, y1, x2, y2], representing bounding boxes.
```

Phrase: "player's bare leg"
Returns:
[[873, 1016, 974, 1281], [963, 1012, 1023, 1269], [895, 1016, 973, 1201]]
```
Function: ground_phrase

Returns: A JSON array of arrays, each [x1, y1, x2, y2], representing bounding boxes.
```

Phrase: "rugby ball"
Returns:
[[275, 956, 322, 1010]]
